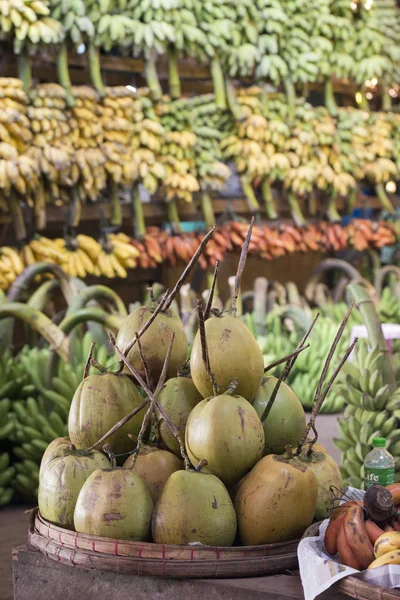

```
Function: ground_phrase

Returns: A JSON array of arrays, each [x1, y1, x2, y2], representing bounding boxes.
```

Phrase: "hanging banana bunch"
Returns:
[[277, 0, 324, 115], [319, 0, 355, 115], [49, 0, 94, 106], [125, 0, 177, 100], [189, 93, 230, 228], [84, 0, 136, 96], [220, 86, 270, 216], [0, 79, 40, 240], [352, 1, 397, 110], [256, 0, 289, 89], [130, 88, 165, 238], [26, 83, 77, 231], [374, 0, 400, 110], [363, 111, 398, 214], [156, 95, 199, 233], [260, 93, 291, 220]]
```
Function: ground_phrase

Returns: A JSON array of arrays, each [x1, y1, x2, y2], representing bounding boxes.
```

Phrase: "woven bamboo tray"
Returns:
[[28, 509, 299, 578], [303, 523, 400, 600]]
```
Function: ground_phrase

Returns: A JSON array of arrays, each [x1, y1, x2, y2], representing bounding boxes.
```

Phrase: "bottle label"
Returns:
[[364, 467, 395, 489]]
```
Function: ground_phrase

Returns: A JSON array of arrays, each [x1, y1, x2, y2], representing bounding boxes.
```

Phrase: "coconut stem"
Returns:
[[108, 333, 191, 469], [195, 459, 208, 472], [88, 398, 149, 451], [90, 357, 107, 374], [163, 226, 216, 311], [298, 337, 358, 456], [197, 299, 219, 395], [204, 260, 219, 320], [260, 313, 320, 424], [312, 301, 354, 411], [264, 344, 310, 374], [103, 443, 117, 469], [123, 290, 169, 357], [232, 217, 254, 317], [83, 341, 96, 381], [135, 331, 153, 391], [225, 379, 238, 396], [128, 334, 175, 469]]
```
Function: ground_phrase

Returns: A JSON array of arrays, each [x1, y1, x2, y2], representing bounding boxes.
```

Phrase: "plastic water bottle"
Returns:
[[364, 437, 395, 490]]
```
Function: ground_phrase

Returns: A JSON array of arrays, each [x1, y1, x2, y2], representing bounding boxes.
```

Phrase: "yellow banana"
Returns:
[[108, 253, 127, 279], [76, 248, 94, 275], [72, 251, 86, 279], [369, 549, 400, 569], [76, 234, 101, 262], [374, 532, 400, 559], [1, 246, 24, 274]]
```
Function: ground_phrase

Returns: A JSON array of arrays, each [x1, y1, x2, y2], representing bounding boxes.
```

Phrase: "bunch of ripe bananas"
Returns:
[[130, 90, 166, 195], [156, 96, 199, 203], [0, 0, 63, 53]]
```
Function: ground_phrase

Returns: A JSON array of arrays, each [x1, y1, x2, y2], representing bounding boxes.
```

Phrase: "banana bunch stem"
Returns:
[[241, 175, 260, 216], [6, 192, 26, 242], [283, 78, 296, 119], [68, 187, 82, 229], [376, 182, 395, 214], [200, 190, 216, 228], [57, 42, 75, 108], [261, 178, 277, 220], [225, 78, 245, 122], [381, 84, 392, 111], [326, 190, 341, 223], [308, 189, 317, 217], [145, 52, 162, 102], [109, 179, 122, 227], [348, 282, 396, 388], [131, 184, 146, 240], [17, 52, 32, 94], [324, 77, 338, 116], [34, 182, 47, 231], [287, 191, 306, 227], [211, 56, 227, 109], [357, 88, 370, 112], [168, 47, 181, 99], [167, 198, 183, 235], [87, 40, 105, 98]]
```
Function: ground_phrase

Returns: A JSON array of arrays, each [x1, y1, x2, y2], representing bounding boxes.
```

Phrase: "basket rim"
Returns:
[[35, 509, 301, 555]]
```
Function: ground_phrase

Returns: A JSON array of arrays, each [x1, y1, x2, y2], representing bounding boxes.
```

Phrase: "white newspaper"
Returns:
[[298, 487, 400, 600]]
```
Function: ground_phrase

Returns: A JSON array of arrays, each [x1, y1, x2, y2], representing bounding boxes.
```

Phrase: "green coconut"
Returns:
[[116, 305, 188, 382], [157, 376, 202, 455], [68, 372, 146, 455], [124, 445, 183, 503], [74, 467, 154, 541], [39, 446, 110, 528], [234, 450, 318, 545], [185, 393, 265, 486], [152, 469, 237, 546], [190, 315, 264, 401], [39, 436, 71, 478], [298, 448, 342, 520], [252, 377, 306, 455]]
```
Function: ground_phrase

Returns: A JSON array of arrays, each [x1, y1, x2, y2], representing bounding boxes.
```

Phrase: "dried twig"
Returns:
[[83, 341, 95, 380], [123, 290, 169, 357], [204, 260, 220, 320], [311, 302, 354, 410], [163, 226, 216, 311], [88, 398, 149, 451], [135, 332, 153, 391], [264, 344, 310, 373], [197, 299, 219, 395], [128, 334, 174, 469], [298, 338, 358, 455], [232, 218, 254, 315], [109, 333, 191, 469]]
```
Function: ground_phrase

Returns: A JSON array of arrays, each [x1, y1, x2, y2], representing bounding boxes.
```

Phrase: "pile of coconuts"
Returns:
[[38, 223, 348, 548]]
